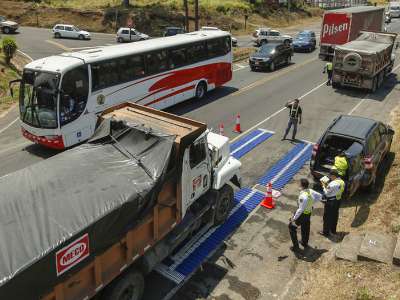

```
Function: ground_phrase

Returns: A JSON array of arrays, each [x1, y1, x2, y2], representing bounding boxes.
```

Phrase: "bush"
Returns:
[[1, 38, 18, 65]]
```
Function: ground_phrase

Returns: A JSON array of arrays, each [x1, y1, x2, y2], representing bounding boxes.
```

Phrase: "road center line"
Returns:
[[230, 81, 326, 143], [45, 40, 71, 52]]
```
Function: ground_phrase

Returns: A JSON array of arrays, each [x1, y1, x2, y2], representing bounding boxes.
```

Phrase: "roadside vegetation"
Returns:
[[298, 104, 400, 300], [0, 38, 19, 114], [1, 0, 322, 36]]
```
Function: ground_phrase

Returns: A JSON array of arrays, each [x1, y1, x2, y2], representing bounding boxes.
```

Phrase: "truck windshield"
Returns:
[[19, 70, 60, 129]]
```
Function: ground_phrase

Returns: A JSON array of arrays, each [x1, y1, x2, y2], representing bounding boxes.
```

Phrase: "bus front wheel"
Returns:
[[195, 81, 207, 99]]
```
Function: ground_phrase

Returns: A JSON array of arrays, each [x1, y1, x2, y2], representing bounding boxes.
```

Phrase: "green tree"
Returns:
[[1, 37, 18, 65]]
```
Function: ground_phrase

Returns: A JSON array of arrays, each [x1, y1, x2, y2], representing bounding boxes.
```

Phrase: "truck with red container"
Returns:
[[0, 102, 241, 300], [319, 6, 385, 60]]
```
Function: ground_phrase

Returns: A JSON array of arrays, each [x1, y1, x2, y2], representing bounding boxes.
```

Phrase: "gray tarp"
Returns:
[[0, 119, 175, 299]]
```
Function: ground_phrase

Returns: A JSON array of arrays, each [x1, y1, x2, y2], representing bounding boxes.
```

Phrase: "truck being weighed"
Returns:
[[319, 6, 384, 60], [332, 31, 397, 92], [0, 102, 241, 300]]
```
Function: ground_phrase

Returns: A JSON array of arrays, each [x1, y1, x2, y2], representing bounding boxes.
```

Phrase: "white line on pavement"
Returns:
[[17, 50, 34, 62], [0, 141, 30, 156], [231, 130, 269, 155], [230, 81, 326, 143], [0, 118, 19, 135], [349, 63, 400, 115]]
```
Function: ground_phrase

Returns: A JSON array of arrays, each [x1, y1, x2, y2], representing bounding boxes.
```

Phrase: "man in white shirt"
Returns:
[[289, 178, 323, 253], [319, 169, 345, 237]]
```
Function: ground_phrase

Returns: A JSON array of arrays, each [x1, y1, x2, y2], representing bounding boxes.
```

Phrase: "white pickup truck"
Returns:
[[253, 28, 292, 46]]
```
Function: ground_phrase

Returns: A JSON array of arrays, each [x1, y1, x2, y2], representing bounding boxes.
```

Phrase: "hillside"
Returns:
[[0, 0, 322, 35]]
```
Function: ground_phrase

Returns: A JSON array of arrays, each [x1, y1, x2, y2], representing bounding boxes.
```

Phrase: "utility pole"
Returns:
[[184, 0, 189, 32], [194, 0, 199, 31]]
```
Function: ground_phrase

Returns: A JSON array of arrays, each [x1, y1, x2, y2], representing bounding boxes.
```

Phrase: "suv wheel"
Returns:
[[2, 27, 10, 34], [117, 37, 123, 43], [78, 34, 84, 40], [269, 61, 275, 72], [54, 32, 61, 38]]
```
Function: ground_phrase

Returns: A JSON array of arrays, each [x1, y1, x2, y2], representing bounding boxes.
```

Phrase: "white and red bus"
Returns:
[[16, 30, 232, 149]]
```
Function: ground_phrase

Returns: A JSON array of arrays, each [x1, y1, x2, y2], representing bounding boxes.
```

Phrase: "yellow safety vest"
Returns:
[[334, 156, 348, 177], [326, 62, 333, 71], [333, 178, 345, 200], [302, 189, 314, 215]]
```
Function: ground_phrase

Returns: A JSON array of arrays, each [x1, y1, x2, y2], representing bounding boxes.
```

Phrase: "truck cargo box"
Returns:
[[0, 120, 175, 299], [319, 6, 384, 59]]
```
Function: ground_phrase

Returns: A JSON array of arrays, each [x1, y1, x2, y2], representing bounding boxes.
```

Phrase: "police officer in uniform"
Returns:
[[323, 61, 333, 85], [320, 169, 345, 237], [282, 99, 302, 141], [289, 178, 322, 253]]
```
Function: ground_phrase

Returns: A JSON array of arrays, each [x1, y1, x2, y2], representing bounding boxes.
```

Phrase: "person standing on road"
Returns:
[[282, 99, 302, 141], [289, 178, 322, 253], [323, 61, 333, 86], [319, 169, 345, 237]]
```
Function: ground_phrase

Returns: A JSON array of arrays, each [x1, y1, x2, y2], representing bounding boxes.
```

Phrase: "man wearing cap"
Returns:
[[289, 178, 323, 253], [320, 169, 345, 237], [282, 99, 302, 141]]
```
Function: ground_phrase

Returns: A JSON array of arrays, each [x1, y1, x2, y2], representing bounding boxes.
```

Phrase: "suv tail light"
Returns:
[[312, 144, 319, 157], [363, 156, 374, 170]]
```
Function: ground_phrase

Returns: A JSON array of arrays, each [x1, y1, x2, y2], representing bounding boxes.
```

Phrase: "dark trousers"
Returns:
[[289, 213, 311, 249], [283, 118, 298, 140], [327, 70, 333, 85], [323, 200, 341, 234]]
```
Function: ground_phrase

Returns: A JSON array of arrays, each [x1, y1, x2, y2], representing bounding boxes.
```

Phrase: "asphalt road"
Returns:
[[1, 17, 400, 300]]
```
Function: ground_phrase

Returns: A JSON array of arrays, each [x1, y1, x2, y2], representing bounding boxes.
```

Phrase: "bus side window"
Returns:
[[169, 47, 187, 69], [207, 37, 231, 58], [187, 42, 207, 64], [145, 50, 169, 75], [119, 55, 145, 83]]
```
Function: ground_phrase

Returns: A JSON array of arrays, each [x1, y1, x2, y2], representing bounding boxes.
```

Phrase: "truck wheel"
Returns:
[[2, 27, 10, 34], [214, 184, 234, 225], [103, 270, 144, 300]]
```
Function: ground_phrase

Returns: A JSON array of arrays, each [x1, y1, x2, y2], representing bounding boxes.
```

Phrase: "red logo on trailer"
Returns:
[[320, 13, 351, 45], [56, 233, 90, 276]]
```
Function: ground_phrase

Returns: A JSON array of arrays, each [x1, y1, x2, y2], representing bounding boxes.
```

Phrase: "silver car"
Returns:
[[53, 24, 91, 40], [116, 28, 149, 43], [0, 16, 18, 34]]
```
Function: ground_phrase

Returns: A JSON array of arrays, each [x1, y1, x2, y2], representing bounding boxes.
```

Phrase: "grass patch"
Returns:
[[356, 287, 373, 300], [0, 52, 19, 113]]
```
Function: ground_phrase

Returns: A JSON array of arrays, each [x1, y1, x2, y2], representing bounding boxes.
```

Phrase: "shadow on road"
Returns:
[[167, 86, 239, 116], [333, 73, 399, 102], [24, 143, 62, 159]]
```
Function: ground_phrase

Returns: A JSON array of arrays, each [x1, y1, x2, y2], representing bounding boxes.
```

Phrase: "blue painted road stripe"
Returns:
[[230, 129, 273, 160]]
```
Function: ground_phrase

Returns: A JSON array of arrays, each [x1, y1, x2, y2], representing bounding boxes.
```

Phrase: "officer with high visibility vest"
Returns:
[[289, 178, 323, 253], [323, 61, 333, 86], [333, 151, 349, 179], [319, 169, 345, 237]]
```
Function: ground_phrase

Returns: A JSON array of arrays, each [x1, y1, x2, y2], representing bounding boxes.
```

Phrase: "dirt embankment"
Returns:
[[298, 105, 400, 300], [0, 1, 322, 36]]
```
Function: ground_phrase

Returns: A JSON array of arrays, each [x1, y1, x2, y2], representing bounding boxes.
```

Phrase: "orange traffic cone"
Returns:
[[234, 113, 242, 133], [261, 182, 275, 209], [219, 123, 225, 136]]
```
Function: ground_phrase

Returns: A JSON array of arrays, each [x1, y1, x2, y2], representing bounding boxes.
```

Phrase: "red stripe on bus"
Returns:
[[146, 85, 196, 107]]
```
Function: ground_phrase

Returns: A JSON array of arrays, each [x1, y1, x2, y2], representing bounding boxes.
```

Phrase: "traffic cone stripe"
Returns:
[[234, 113, 242, 133], [260, 182, 275, 209]]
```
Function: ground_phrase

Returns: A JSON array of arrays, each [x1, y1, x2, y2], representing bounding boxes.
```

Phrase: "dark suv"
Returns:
[[249, 43, 293, 72], [164, 27, 185, 37], [310, 115, 394, 198]]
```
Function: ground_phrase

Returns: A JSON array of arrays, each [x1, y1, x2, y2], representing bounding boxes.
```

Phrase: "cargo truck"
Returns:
[[332, 31, 397, 92], [319, 6, 384, 60], [0, 102, 241, 300]]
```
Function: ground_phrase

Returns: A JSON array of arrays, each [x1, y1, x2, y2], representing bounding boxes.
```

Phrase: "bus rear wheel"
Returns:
[[102, 270, 144, 300], [195, 81, 207, 99]]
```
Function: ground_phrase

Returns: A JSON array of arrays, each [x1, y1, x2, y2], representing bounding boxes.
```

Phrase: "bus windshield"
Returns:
[[19, 70, 59, 129]]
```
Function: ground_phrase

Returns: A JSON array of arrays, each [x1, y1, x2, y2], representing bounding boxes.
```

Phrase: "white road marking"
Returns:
[[0, 141, 30, 155], [230, 81, 326, 143], [0, 118, 19, 135], [233, 64, 248, 72], [17, 50, 34, 62], [349, 63, 400, 115]]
